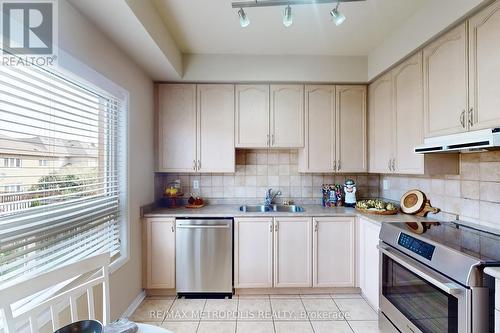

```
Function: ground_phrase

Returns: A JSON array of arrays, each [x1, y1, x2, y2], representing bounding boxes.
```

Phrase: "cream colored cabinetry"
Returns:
[[299, 85, 367, 173], [157, 84, 197, 172], [157, 84, 235, 173], [234, 218, 274, 288], [357, 217, 381, 310], [423, 23, 468, 137], [469, 1, 500, 131], [274, 217, 312, 288], [369, 53, 443, 175], [143, 218, 176, 289], [235, 85, 270, 147], [235, 84, 304, 148], [313, 217, 355, 287]]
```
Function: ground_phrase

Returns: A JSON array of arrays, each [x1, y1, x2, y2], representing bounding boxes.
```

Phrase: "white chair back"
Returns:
[[0, 254, 110, 333]]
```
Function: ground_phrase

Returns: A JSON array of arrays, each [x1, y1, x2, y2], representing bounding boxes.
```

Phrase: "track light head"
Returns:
[[330, 1, 345, 26], [283, 5, 293, 27], [238, 8, 250, 27]]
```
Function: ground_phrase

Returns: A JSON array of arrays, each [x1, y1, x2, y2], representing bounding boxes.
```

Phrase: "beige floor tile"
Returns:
[[197, 321, 236, 333], [160, 321, 199, 333], [334, 299, 378, 321], [236, 321, 275, 333], [331, 293, 363, 299], [202, 298, 238, 321], [274, 321, 313, 333], [130, 299, 175, 322], [311, 321, 354, 333], [270, 299, 308, 321], [349, 319, 399, 333], [238, 298, 273, 321], [302, 298, 343, 321], [165, 299, 206, 321]]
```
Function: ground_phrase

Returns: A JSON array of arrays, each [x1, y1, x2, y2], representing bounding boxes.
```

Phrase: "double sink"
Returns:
[[239, 204, 305, 213]]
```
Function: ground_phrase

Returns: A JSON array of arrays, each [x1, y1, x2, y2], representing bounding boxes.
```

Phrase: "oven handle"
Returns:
[[378, 244, 467, 296]]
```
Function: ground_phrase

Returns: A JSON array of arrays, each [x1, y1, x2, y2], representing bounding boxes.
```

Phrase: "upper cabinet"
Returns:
[[299, 85, 366, 173], [235, 85, 270, 148], [157, 84, 197, 173], [423, 23, 468, 138], [469, 1, 500, 131], [157, 84, 235, 173], [271, 85, 305, 148]]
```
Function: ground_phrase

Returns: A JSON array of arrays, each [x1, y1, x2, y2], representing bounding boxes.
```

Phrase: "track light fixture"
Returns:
[[283, 5, 293, 27], [238, 8, 250, 27], [330, 0, 346, 26]]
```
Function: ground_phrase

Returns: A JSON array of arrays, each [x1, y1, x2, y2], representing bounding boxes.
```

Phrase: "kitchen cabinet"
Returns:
[[393, 53, 424, 174], [357, 217, 381, 310], [270, 85, 305, 148], [274, 217, 312, 288], [197, 84, 235, 173], [299, 85, 367, 173], [313, 217, 355, 287], [368, 73, 394, 174], [234, 218, 274, 288], [143, 218, 176, 289], [156, 84, 235, 173], [235, 85, 270, 148], [157, 84, 197, 172], [423, 23, 468, 137], [469, 1, 500, 131]]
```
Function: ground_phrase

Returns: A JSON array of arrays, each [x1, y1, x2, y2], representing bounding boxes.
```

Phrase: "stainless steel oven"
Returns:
[[378, 221, 498, 333]]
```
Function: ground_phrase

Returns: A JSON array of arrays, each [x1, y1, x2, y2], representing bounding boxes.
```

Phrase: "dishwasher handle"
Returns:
[[176, 224, 230, 229]]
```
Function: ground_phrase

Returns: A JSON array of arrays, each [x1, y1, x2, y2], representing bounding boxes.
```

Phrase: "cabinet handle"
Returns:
[[193, 160, 196, 171], [468, 107, 474, 127], [388, 159, 392, 171], [198, 160, 201, 170], [333, 160, 336, 171], [271, 134, 275, 146], [337, 160, 341, 172], [171, 224, 175, 233], [274, 223, 278, 232], [460, 110, 465, 129], [267, 134, 270, 146], [391, 159, 396, 172], [314, 222, 318, 232], [270, 222, 273, 232]]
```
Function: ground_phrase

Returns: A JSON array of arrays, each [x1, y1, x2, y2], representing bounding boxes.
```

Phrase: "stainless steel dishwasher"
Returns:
[[175, 217, 233, 297]]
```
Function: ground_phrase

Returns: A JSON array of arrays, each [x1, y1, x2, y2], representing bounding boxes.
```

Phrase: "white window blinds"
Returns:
[[0, 63, 124, 287]]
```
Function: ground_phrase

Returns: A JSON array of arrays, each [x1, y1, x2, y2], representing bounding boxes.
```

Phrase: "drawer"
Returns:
[[496, 309, 500, 333], [497, 280, 500, 310]]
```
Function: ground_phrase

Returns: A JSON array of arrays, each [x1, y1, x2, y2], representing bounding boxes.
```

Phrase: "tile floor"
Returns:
[[131, 293, 398, 333]]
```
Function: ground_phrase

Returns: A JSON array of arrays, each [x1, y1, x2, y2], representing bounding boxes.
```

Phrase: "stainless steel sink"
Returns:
[[239, 205, 272, 212], [239, 204, 305, 213]]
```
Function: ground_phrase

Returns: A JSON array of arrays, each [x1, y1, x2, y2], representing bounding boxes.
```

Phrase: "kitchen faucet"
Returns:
[[264, 188, 281, 207]]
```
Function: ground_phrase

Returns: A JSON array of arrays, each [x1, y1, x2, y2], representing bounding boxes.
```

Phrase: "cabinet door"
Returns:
[[368, 74, 394, 173], [336, 85, 367, 173], [298, 85, 335, 173], [197, 85, 235, 173], [235, 85, 270, 148], [157, 84, 197, 172], [423, 23, 468, 137], [274, 217, 312, 288], [361, 218, 381, 310], [313, 217, 355, 287], [234, 218, 274, 288], [393, 53, 425, 174], [469, 1, 500, 131], [270, 85, 305, 148], [145, 218, 176, 289]]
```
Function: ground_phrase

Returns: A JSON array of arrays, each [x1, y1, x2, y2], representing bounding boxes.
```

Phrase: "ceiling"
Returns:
[[152, 0, 430, 56]]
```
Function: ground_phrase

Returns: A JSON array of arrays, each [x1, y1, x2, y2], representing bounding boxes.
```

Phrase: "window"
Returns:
[[0, 62, 125, 287]]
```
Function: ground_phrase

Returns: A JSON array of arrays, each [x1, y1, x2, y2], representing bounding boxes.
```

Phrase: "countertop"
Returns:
[[143, 204, 442, 225]]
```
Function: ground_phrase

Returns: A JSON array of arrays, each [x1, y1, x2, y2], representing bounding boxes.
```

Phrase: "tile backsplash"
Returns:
[[155, 149, 380, 205], [380, 151, 500, 230]]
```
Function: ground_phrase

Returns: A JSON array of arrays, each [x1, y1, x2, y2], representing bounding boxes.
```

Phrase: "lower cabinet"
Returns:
[[313, 217, 355, 287], [234, 217, 274, 288], [144, 217, 176, 289], [274, 217, 313, 288], [235, 216, 355, 289], [358, 217, 381, 310]]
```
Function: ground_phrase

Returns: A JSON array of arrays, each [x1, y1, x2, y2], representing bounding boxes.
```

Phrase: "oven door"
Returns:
[[378, 244, 471, 333]]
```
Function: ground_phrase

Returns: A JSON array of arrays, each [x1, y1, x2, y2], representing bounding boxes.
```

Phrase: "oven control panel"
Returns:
[[398, 233, 435, 260]]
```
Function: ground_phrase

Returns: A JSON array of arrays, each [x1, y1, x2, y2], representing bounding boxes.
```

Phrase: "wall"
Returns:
[[58, 1, 154, 319], [380, 151, 500, 231], [155, 149, 379, 204]]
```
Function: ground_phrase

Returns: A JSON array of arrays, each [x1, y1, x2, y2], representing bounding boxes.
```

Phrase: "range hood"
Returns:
[[415, 128, 500, 153]]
